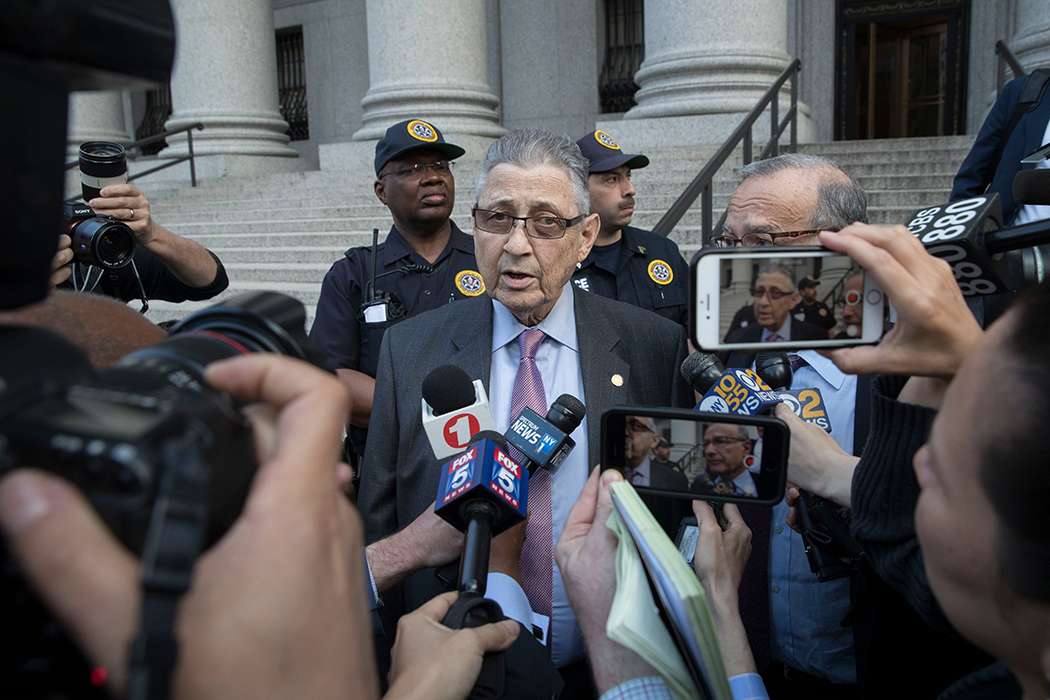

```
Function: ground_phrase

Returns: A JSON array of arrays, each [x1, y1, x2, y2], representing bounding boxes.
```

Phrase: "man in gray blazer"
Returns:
[[358, 128, 692, 678]]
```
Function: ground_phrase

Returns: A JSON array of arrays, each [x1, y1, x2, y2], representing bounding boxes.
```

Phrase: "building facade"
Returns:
[[68, 0, 1050, 176]]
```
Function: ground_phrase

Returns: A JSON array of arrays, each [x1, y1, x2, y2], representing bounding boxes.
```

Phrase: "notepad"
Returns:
[[606, 481, 733, 700]]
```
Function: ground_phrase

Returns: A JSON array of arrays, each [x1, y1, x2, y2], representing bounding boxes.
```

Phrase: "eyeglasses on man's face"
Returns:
[[379, 160, 454, 179], [625, 419, 655, 435], [710, 230, 823, 248], [472, 206, 585, 240], [701, 436, 748, 448], [750, 286, 793, 301]]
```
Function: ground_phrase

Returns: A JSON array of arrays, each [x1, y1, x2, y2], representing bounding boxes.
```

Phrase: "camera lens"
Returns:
[[79, 141, 128, 202], [69, 217, 136, 269]]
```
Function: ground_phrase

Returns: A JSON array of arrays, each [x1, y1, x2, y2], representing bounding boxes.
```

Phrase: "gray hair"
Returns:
[[758, 263, 797, 289], [739, 153, 868, 228], [475, 128, 591, 217]]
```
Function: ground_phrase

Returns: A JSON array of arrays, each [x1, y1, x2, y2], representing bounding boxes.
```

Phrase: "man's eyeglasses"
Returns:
[[472, 206, 585, 240], [701, 436, 748, 448], [710, 230, 823, 248], [625, 419, 654, 434], [378, 160, 454, 179], [751, 286, 793, 301]]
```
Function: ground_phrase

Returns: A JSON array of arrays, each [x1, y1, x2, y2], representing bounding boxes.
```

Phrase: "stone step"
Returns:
[[800, 135, 975, 153], [144, 282, 322, 328], [211, 246, 351, 264], [224, 262, 333, 284], [182, 231, 387, 248]]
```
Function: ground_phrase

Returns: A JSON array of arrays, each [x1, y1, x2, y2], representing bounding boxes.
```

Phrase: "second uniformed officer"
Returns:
[[792, 275, 836, 338], [571, 130, 689, 327], [310, 119, 485, 469]]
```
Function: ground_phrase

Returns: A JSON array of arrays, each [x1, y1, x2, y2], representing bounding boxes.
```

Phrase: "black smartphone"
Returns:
[[601, 406, 789, 506]]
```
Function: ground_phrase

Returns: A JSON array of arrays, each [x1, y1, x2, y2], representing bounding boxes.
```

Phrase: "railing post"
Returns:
[[770, 85, 779, 158], [188, 128, 197, 187], [743, 129, 752, 166], [702, 183, 713, 244], [790, 68, 798, 153]]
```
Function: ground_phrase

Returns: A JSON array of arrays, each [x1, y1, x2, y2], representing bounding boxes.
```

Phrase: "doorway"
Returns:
[[836, 1, 969, 140]]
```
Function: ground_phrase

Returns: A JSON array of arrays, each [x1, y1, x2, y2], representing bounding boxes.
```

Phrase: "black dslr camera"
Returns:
[[62, 202, 137, 270], [0, 291, 326, 699]]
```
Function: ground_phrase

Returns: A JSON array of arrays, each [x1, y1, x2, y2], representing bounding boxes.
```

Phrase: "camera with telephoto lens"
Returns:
[[62, 201, 136, 270], [0, 291, 327, 699]]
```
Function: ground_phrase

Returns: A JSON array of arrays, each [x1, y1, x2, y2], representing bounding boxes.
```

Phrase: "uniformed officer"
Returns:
[[310, 119, 485, 468], [570, 130, 689, 327], [792, 275, 835, 337]]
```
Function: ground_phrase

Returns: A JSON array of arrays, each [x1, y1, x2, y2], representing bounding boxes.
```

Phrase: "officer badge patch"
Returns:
[[407, 120, 438, 143], [647, 260, 673, 285], [594, 130, 620, 150], [455, 270, 486, 296], [819, 307, 828, 316]]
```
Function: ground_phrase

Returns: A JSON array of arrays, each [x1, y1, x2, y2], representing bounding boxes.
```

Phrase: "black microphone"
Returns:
[[504, 394, 585, 475], [680, 351, 726, 395], [422, 364, 478, 415], [434, 431, 527, 596], [1013, 168, 1050, 207]]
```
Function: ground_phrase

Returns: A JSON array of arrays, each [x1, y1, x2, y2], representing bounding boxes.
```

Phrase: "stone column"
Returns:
[[602, 0, 813, 146], [351, 0, 504, 140], [1012, 0, 1050, 70], [67, 90, 130, 155], [160, 0, 296, 161]]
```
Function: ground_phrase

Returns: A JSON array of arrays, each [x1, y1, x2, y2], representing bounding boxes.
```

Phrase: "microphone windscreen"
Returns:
[[470, 429, 508, 450], [680, 351, 725, 394], [548, 394, 586, 433], [755, 351, 793, 391], [422, 364, 476, 415], [1013, 169, 1050, 206]]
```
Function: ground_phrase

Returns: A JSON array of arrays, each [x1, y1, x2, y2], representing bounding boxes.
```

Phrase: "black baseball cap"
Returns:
[[657, 438, 673, 449], [374, 119, 465, 175], [798, 276, 820, 290], [576, 130, 649, 173]]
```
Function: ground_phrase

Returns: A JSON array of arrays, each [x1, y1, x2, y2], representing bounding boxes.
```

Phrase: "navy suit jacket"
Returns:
[[720, 316, 828, 369], [951, 73, 1050, 225]]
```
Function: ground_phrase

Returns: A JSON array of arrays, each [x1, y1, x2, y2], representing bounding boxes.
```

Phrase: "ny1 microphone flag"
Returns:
[[505, 406, 577, 474], [435, 437, 528, 535]]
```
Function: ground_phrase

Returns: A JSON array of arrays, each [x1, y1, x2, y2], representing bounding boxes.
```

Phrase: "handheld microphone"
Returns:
[[504, 393, 586, 475], [754, 352, 832, 433], [435, 431, 527, 596], [421, 364, 498, 460], [679, 351, 781, 415], [902, 192, 1050, 296]]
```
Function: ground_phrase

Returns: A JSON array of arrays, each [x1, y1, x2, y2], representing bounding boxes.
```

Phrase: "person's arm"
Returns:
[[556, 468, 661, 694], [773, 403, 858, 508], [335, 368, 376, 428], [89, 184, 220, 288], [0, 355, 379, 700], [950, 77, 1020, 201], [365, 502, 464, 594]]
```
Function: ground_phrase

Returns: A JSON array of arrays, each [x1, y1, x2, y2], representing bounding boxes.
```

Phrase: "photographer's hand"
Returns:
[[89, 184, 219, 288], [818, 224, 982, 378], [0, 355, 377, 700], [385, 592, 519, 700], [50, 234, 74, 287]]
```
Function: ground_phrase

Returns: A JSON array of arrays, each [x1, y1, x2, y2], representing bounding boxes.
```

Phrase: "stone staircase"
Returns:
[[141, 135, 975, 329]]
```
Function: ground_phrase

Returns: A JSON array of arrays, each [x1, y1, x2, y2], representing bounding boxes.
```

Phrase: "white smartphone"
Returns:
[[691, 247, 888, 352]]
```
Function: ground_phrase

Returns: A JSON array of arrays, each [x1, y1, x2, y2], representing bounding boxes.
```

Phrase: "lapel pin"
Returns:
[[611, 374, 624, 387]]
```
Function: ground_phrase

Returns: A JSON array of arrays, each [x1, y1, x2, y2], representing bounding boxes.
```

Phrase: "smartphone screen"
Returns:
[[601, 407, 788, 506], [692, 248, 887, 351]]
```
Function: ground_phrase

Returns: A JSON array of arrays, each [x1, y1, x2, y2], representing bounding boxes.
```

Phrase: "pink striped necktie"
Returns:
[[511, 330, 554, 642]]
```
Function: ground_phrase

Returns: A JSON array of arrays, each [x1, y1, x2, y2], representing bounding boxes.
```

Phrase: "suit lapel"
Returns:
[[448, 295, 494, 391], [574, 292, 631, 465]]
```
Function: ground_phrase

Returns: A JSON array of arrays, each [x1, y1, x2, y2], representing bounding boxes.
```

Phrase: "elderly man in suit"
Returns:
[[358, 128, 692, 686], [622, 415, 688, 491]]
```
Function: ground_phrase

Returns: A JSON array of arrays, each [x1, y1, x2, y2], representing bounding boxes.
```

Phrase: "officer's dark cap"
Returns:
[[657, 438, 673, 449], [374, 119, 465, 175], [576, 130, 649, 173], [798, 276, 820, 290]]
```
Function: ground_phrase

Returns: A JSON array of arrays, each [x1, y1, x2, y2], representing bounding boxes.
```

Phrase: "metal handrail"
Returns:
[[65, 123, 205, 195], [651, 58, 801, 240], [996, 40, 1026, 95]]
